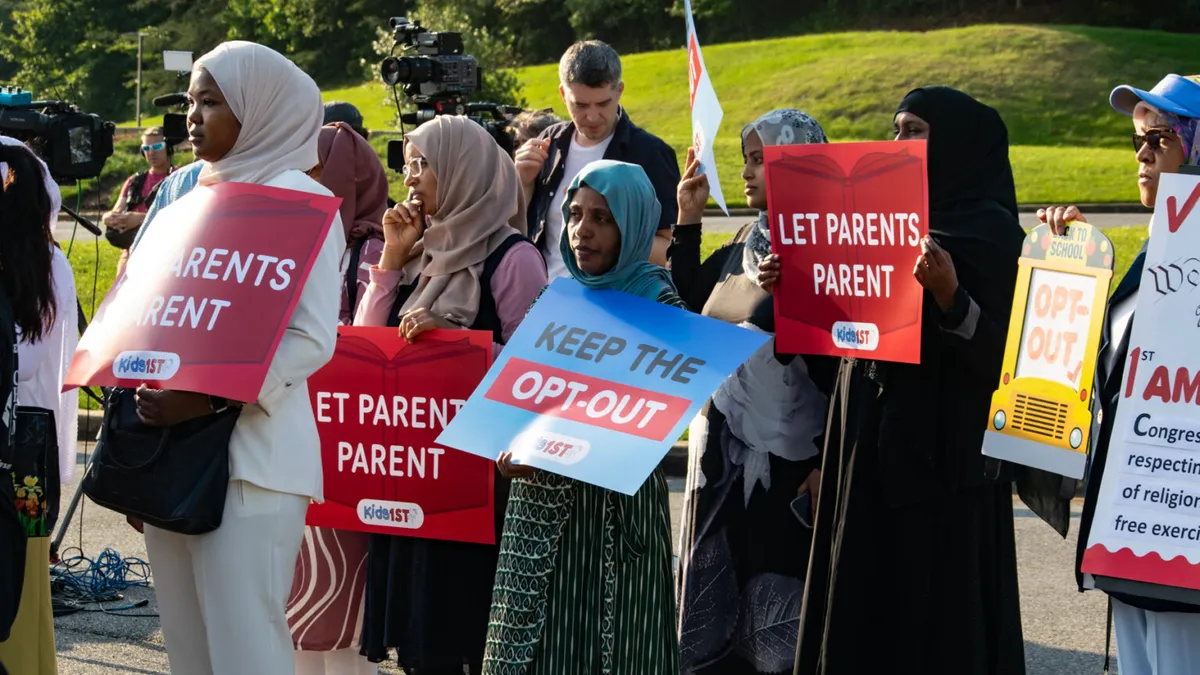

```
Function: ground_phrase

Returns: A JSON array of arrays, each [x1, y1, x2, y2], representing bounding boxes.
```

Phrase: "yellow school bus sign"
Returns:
[[981, 222, 1114, 479]]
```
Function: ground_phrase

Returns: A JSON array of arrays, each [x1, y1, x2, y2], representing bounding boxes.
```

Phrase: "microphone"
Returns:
[[60, 205, 102, 237], [152, 92, 188, 108]]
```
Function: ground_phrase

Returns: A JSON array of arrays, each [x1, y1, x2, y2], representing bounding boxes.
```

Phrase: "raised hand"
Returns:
[[379, 200, 425, 270], [677, 146, 710, 225]]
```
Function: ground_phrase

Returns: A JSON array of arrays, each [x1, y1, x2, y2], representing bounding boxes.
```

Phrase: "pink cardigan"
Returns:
[[354, 241, 547, 348]]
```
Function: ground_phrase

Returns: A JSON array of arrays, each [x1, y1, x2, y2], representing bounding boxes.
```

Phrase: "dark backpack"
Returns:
[[105, 171, 166, 250]]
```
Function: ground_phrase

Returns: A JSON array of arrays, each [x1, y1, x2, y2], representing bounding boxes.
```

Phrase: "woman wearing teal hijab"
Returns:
[[484, 160, 682, 675]]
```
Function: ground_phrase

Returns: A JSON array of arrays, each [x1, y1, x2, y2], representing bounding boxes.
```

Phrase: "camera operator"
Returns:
[[515, 40, 679, 277], [511, 109, 560, 149], [102, 127, 175, 274]]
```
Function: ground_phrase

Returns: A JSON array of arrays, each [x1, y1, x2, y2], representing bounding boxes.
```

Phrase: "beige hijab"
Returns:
[[194, 41, 322, 186], [399, 116, 526, 326]]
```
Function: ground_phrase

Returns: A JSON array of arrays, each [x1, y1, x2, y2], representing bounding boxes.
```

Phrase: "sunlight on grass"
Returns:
[[115, 25, 1196, 207]]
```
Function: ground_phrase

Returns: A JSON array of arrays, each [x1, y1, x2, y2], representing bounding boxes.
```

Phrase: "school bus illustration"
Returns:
[[982, 222, 1114, 479]]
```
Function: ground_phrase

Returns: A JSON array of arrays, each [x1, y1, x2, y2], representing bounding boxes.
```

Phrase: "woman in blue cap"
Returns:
[[484, 160, 682, 675], [1042, 73, 1200, 675]]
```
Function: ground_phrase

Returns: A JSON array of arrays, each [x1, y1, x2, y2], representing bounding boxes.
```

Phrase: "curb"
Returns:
[[73, 411, 1084, 496], [703, 203, 1150, 218]]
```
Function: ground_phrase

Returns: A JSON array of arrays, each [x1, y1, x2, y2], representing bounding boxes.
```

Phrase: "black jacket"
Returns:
[[525, 111, 679, 251], [1075, 245, 1199, 613]]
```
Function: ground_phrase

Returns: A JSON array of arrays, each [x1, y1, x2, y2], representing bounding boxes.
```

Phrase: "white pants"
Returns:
[[294, 648, 378, 675], [145, 481, 309, 675], [1113, 598, 1200, 675]]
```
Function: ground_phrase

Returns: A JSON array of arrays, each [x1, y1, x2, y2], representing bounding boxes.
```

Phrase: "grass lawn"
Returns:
[[116, 25, 1195, 207]]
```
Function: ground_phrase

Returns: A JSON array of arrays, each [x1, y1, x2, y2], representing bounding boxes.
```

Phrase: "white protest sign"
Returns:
[[1081, 171, 1200, 597], [684, 0, 728, 215]]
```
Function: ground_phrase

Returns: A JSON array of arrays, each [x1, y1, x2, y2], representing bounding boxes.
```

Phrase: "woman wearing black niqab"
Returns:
[[784, 87, 1028, 674]]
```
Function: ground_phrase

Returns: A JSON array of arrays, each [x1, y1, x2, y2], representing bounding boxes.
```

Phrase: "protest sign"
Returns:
[[982, 222, 1114, 479], [1082, 172, 1200, 601], [306, 327, 496, 544], [684, 0, 728, 215], [764, 140, 928, 363], [436, 279, 769, 495], [65, 182, 340, 402]]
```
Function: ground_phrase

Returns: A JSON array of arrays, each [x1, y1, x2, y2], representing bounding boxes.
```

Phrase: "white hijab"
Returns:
[[194, 41, 322, 186], [0, 135, 78, 482]]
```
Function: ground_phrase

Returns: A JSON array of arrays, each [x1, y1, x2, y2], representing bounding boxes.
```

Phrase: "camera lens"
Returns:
[[380, 56, 435, 87]]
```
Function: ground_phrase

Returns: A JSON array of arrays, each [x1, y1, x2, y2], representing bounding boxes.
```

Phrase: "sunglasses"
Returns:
[[141, 141, 166, 152], [1132, 129, 1174, 152]]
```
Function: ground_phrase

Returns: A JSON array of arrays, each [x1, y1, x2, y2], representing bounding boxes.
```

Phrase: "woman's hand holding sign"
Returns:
[[677, 147, 710, 225], [757, 254, 781, 294], [497, 451, 535, 479], [913, 235, 959, 312], [135, 386, 212, 427], [380, 200, 425, 270], [1037, 205, 1087, 236], [398, 307, 458, 343]]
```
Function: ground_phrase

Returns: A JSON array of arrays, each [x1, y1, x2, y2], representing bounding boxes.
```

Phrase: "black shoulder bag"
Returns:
[[82, 388, 241, 535]]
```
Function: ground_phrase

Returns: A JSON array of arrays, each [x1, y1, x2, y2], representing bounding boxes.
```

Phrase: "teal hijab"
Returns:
[[558, 160, 676, 301]]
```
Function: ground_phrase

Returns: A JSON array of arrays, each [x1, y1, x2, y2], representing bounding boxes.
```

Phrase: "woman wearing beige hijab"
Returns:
[[354, 115, 546, 674], [132, 41, 343, 675]]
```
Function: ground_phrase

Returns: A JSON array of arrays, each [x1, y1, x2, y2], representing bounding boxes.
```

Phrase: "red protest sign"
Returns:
[[65, 182, 341, 401], [764, 140, 928, 364], [307, 327, 496, 545]]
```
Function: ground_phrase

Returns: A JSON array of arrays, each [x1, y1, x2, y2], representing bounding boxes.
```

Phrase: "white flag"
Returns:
[[684, 0, 728, 215]]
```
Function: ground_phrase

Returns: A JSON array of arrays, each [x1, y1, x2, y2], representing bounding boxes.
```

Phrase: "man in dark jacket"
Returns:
[[514, 40, 679, 278]]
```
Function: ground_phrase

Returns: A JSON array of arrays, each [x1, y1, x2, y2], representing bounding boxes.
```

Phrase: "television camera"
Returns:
[[378, 17, 521, 169], [0, 87, 115, 182]]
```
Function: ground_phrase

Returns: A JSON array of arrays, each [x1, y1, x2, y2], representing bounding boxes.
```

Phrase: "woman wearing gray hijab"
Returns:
[[672, 109, 836, 674]]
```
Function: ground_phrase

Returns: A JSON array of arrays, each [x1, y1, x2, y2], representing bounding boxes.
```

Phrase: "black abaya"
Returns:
[[795, 88, 1027, 675]]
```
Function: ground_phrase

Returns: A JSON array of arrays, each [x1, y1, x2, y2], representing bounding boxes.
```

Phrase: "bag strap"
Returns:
[[345, 238, 366, 315], [124, 171, 149, 210], [100, 391, 171, 471]]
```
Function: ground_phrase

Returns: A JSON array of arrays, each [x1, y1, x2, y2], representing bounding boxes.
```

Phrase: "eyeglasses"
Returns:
[[1132, 129, 1174, 153], [141, 141, 166, 152], [401, 157, 428, 178]]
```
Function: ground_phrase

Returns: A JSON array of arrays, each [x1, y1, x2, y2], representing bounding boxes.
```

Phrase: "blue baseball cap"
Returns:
[[1111, 74, 1200, 119]]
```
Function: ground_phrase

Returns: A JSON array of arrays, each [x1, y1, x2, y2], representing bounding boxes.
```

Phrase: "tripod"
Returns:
[[49, 205, 108, 561]]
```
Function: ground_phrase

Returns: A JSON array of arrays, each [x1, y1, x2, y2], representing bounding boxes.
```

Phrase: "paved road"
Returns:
[[701, 212, 1148, 234], [51, 455, 1118, 674]]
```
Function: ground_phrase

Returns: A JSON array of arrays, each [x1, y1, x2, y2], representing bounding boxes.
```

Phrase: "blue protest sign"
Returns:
[[436, 277, 769, 495]]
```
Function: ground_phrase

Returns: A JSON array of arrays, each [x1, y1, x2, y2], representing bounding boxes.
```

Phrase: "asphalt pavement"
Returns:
[[50, 454, 1118, 675], [53, 211, 1150, 245]]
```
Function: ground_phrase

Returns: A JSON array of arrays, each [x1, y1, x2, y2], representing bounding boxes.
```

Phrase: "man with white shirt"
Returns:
[[515, 40, 679, 278], [1043, 73, 1200, 675]]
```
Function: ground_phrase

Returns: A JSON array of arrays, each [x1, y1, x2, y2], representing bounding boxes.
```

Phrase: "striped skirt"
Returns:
[[483, 469, 678, 675]]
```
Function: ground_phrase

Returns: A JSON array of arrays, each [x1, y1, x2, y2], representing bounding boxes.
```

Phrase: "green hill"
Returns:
[[118, 24, 1200, 206]]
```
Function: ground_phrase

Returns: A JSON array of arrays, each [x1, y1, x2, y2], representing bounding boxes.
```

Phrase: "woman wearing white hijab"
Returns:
[[133, 41, 343, 675]]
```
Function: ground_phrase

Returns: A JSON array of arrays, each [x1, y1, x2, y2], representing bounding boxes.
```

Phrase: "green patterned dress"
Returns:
[[483, 290, 684, 675]]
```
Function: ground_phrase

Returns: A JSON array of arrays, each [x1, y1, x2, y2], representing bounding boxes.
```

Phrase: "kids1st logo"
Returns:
[[112, 351, 181, 380], [511, 430, 591, 466], [831, 322, 879, 352]]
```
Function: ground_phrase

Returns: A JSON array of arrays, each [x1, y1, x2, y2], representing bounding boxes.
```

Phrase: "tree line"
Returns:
[[0, 0, 1197, 124]]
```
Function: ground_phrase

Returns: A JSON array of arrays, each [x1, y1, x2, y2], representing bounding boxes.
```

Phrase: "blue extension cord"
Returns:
[[49, 547, 155, 616]]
